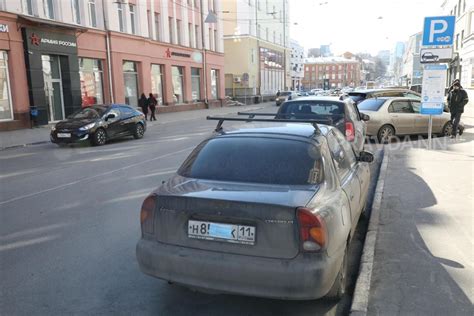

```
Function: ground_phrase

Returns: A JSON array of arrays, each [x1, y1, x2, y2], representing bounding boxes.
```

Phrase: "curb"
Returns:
[[350, 149, 390, 315], [0, 141, 50, 151]]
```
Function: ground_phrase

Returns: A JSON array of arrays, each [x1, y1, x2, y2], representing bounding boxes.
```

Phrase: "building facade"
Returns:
[[442, 0, 473, 88], [302, 57, 361, 90], [0, 0, 225, 130], [402, 32, 423, 87], [389, 41, 406, 85], [222, 0, 290, 103], [290, 39, 304, 90]]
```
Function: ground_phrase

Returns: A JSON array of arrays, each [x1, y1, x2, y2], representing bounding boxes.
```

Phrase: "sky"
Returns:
[[289, 0, 444, 56]]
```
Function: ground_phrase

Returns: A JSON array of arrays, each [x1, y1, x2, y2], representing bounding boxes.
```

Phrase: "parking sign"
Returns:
[[422, 16, 455, 46]]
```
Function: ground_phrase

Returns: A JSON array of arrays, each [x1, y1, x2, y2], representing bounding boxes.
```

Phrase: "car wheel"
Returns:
[[377, 125, 395, 143], [92, 128, 107, 146], [133, 123, 145, 139], [441, 122, 453, 137], [325, 247, 348, 300]]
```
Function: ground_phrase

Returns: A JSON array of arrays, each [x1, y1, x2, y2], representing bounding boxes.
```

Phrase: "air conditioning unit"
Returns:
[[233, 77, 241, 83]]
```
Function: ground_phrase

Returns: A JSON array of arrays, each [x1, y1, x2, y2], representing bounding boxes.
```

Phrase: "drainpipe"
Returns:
[[200, 0, 208, 108], [102, 0, 114, 103]]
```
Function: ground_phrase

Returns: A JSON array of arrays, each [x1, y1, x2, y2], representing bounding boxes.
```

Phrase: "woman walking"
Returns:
[[139, 93, 148, 120], [148, 93, 158, 121]]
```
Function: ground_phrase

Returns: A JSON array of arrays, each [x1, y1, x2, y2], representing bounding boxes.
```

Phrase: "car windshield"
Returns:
[[280, 92, 292, 96], [279, 101, 345, 120], [69, 106, 107, 119], [358, 98, 386, 111], [178, 137, 321, 185]]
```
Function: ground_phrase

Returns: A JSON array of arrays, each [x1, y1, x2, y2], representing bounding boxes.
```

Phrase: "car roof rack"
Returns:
[[237, 112, 337, 125], [206, 115, 325, 133]]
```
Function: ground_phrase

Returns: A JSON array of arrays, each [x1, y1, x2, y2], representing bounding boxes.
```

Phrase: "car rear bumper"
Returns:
[[136, 238, 341, 300]]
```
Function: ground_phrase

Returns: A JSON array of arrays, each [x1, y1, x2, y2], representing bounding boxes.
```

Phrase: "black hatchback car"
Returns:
[[50, 104, 146, 146]]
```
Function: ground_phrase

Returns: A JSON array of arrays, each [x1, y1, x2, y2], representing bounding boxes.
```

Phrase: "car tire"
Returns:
[[91, 128, 107, 146], [133, 123, 145, 139], [440, 122, 453, 137], [377, 125, 395, 143], [325, 247, 348, 300]]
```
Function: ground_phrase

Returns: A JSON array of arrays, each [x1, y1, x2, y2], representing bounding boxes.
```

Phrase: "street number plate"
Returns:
[[57, 133, 71, 138], [188, 220, 256, 245]]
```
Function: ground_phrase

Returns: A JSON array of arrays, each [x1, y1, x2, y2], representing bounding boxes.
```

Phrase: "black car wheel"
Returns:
[[441, 122, 453, 137], [133, 123, 145, 139], [92, 128, 107, 146], [377, 125, 395, 143], [325, 247, 348, 300]]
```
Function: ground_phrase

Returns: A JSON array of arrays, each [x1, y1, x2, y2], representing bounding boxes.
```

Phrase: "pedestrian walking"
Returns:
[[447, 80, 469, 138], [148, 93, 157, 121], [139, 93, 148, 120]]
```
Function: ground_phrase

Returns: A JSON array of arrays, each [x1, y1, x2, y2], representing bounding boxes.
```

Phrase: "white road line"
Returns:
[[0, 146, 195, 206]]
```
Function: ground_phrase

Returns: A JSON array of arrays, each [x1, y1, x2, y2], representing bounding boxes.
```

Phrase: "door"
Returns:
[[104, 108, 122, 138], [387, 100, 416, 134], [42, 55, 65, 122], [412, 100, 430, 133], [327, 130, 361, 227], [346, 101, 365, 153]]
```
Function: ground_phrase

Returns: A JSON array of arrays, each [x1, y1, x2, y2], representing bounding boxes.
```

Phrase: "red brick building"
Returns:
[[302, 57, 361, 90]]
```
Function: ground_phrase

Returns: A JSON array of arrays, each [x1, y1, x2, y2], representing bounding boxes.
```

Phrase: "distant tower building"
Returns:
[[320, 45, 332, 57], [290, 40, 305, 90]]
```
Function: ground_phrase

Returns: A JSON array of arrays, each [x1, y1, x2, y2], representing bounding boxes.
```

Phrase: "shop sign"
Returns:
[[165, 48, 191, 58], [0, 24, 9, 33], [24, 28, 77, 54]]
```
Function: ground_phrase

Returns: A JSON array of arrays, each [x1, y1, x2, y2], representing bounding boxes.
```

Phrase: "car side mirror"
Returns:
[[358, 151, 374, 163], [361, 113, 370, 121], [105, 113, 115, 121]]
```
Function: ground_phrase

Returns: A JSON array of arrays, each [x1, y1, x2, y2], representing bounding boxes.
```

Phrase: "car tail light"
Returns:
[[140, 195, 156, 235], [345, 121, 355, 142], [297, 207, 327, 252]]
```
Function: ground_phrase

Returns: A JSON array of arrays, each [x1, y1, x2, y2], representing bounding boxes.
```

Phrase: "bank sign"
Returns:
[[422, 16, 455, 46], [23, 28, 77, 54]]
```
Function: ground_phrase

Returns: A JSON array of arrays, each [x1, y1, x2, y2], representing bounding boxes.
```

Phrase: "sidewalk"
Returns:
[[352, 101, 474, 314], [0, 103, 268, 150]]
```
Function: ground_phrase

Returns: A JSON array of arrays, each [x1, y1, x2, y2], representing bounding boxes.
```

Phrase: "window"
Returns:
[[43, 0, 54, 19], [178, 138, 322, 185], [123, 61, 139, 107], [209, 27, 213, 50], [0, 51, 13, 121], [172, 66, 184, 103], [177, 19, 182, 45], [273, 30, 276, 43], [154, 13, 161, 41], [456, 33, 459, 50], [118, 3, 125, 32], [358, 99, 385, 111], [188, 23, 194, 47], [79, 58, 104, 107], [211, 69, 219, 99], [214, 30, 218, 51], [257, 24, 261, 38], [147, 10, 153, 38], [461, 30, 464, 48], [191, 68, 201, 101], [458, 0, 461, 15], [257, 0, 261, 10], [195, 25, 200, 49], [169, 17, 175, 44], [411, 101, 421, 113], [130, 5, 136, 34], [388, 100, 414, 113], [266, 28, 269, 41], [454, 5, 457, 16], [71, 0, 81, 24], [151, 64, 164, 105], [23, 0, 33, 15], [88, 0, 97, 27]]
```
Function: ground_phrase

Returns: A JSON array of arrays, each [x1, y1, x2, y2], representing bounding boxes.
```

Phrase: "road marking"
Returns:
[[0, 146, 195, 206], [0, 235, 59, 252]]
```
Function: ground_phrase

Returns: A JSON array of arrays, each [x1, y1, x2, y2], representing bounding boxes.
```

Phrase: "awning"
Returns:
[[17, 15, 88, 32]]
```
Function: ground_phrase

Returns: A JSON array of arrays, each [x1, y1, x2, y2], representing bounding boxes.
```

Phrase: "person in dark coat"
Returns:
[[139, 93, 148, 120], [148, 93, 157, 121], [447, 81, 469, 138]]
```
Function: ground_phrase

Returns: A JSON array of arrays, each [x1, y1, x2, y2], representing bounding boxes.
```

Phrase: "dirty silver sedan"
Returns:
[[136, 120, 373, 300]]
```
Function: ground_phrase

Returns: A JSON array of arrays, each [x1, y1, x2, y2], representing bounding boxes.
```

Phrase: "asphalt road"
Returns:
[[0, 104, 382, 316]]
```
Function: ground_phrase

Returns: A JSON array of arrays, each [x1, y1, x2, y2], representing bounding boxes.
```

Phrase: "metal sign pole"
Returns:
[[428, 115, 433, 150]]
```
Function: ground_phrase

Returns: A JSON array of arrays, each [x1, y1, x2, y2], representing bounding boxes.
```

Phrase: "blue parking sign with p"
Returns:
[[422, 16, 455, 46]]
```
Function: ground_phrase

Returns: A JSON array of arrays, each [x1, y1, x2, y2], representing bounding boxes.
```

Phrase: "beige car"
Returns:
[[358, 97, 461, 142]]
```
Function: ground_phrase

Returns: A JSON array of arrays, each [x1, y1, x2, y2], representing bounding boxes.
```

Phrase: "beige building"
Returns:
[[222, 0, 290, 103]]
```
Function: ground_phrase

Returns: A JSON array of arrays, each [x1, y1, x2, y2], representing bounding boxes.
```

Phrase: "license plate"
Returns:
[[188, 220, 256, 245], [57, 133, 71, 138]]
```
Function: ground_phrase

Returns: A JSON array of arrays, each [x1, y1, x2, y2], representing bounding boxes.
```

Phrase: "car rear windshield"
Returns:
[[278, 101, 345, 121], [280, 92, 292, 96], [347, 93, 366, 103], [178, 137, 322, 185], [358, 98, 386, 111]]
